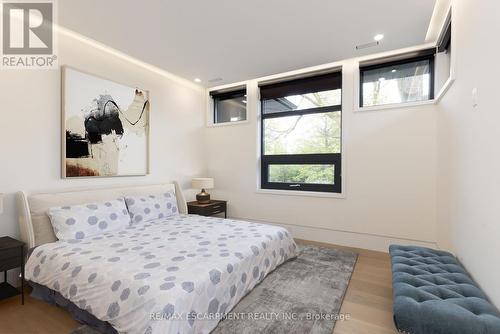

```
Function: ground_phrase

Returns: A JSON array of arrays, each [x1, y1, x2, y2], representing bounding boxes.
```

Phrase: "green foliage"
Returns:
[[264, 94, 341, 185], [269, 164, 334, 184]]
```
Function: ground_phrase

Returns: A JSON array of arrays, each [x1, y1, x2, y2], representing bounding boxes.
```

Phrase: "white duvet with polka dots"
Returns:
[[25, 214, 298, 334]]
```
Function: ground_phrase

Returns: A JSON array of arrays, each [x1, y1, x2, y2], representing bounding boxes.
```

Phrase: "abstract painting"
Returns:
[[62, 66, 149, 178]]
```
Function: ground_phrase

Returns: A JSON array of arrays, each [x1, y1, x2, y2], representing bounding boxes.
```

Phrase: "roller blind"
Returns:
[[359, 48, 436, 70], [209, 88, 246, 100], [259, 71, 342, 100]]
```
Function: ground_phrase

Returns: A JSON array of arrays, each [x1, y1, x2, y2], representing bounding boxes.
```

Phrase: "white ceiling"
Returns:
[[59, 0, 437, 87]]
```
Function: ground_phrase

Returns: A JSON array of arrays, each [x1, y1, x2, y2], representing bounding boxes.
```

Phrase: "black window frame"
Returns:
[[359, 49, 436, 108], [437, 13, 452, 53], [260, 71, 342, 193], [438, 22, 451, 53], [210, 88, 247, 124]]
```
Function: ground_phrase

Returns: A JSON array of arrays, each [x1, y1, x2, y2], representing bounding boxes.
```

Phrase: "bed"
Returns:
[[18, 183, 298, 334]]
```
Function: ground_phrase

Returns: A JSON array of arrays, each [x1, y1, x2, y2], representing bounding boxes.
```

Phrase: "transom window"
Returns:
[[260, 71, 342, 193], [360, 49, 435, 107], [210, 88, 247, 124]]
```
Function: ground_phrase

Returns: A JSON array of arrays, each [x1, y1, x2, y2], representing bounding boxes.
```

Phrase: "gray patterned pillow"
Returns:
[[48, 199, 131, 241], [125, 191, 178, 224]]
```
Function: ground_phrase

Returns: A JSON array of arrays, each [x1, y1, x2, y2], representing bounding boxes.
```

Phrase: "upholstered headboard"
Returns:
[[16, 182, 188, 249]]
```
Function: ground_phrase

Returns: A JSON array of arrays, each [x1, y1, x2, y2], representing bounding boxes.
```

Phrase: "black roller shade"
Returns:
[[359, 48, 436, 71], [259, 72, 342, 100], [209, 88, 246, 100]]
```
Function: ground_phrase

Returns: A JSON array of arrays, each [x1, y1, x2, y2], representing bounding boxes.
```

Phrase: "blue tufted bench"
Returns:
[[389, 245, 500, 334]]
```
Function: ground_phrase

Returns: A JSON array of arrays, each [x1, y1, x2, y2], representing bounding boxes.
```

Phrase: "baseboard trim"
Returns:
[[233, 216, 437, 252]]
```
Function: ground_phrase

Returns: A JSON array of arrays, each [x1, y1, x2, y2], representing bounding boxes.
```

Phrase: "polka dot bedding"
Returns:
[[125, 191, 178, 224], [47, 199, 131, 241], [25, 214, 298, 334]]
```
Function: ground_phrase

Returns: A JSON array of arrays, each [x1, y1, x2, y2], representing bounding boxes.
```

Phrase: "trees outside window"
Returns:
[[260, 72, 342, 193]]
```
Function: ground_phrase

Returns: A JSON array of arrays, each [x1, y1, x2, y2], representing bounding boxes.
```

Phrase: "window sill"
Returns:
[[435, 77, 455, 102], [354, 99, 436, 113], [256, 188, 346, 199], [206, 120, 249, 128]]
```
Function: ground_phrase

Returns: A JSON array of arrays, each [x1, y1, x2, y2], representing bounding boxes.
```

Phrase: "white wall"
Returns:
[[206, 57, 439, 252], [3, 2, 497, 307], [0, 0, 496, 306], [0, 30, 206, 241], [437, 0, 500, 306]]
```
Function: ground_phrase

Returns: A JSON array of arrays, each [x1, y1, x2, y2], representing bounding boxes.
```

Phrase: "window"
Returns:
[[437, 14, 451, 54], [435, 10, 453, 97], [210, 88, 247, 124], [360, 49, 435, 107], [260, 71, 342, 193]]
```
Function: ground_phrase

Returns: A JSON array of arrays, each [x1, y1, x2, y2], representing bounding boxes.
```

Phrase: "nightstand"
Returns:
[[187, 200, 227, 218], [0, 237, 24, 304]]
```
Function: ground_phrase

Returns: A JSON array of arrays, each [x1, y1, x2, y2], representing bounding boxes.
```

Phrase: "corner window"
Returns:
[[260, 71, 342, 193], [360, 49, 435, 107], [435, 10, 453, 97], [437, 17, 451, 54], [210, 88, 247, 124]]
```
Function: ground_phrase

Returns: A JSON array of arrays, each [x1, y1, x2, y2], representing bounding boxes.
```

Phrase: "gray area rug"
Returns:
[[71, 245, 357, 334]]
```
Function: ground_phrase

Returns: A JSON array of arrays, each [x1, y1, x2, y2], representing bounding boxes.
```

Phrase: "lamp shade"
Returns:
[[192, 178, 214, 190]]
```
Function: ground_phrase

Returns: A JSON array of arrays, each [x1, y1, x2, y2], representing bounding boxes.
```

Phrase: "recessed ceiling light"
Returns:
[[194, 78, 202, 83], [391, 69, 397, 73], [374, 34, 384, 41]]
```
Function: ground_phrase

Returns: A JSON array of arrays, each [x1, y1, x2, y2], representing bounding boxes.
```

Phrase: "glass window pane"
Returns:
[[269, 164, 335, 184], [263, 111, 341, 155], [262, 89, 341, 114], [361, 59, 431, 107], [214, 95, 247, 123]]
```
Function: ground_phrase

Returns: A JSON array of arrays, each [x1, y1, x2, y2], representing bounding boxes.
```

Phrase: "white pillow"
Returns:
[[47, 198, 131, 241], [125, 190, 178, 224]]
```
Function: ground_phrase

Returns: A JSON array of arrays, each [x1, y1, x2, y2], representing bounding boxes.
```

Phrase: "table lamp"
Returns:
[[192, 178, 214, 204]]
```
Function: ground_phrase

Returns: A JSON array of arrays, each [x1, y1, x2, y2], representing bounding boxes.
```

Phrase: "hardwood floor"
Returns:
[[0, 240, 397, 334], [0, 289, 79, 334], [295, 239, 398, 334]]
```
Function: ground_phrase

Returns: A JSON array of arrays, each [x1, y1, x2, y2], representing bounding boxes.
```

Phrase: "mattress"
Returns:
[[25, 214, 298, 334]]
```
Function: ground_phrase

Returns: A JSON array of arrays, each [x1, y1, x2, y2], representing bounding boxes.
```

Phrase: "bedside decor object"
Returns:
[[192, 178, 214, 204], [187, 200, 227, 218], [62, 66, 150, 178], [0, 236, 24, 304]]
